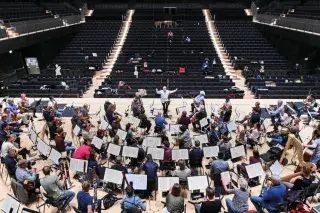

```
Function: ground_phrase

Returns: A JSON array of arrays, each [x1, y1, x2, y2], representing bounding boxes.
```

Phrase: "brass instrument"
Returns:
[[279, 134, 316, 181]]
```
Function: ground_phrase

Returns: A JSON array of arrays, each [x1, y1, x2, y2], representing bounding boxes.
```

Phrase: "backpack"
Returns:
[[102, 192, 120, 210]]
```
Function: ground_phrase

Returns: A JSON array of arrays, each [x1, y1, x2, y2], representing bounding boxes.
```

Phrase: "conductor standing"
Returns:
[[156, 86, 177, 118]]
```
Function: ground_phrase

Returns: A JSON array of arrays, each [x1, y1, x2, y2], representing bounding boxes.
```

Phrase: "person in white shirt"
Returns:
[[191, 91, 205, 113], [269, 100, 284, 123], [55, 64, 61, 76], [156, 86, 177, 117], [246, 123, 261, 148], [279, 110, 291, 126]]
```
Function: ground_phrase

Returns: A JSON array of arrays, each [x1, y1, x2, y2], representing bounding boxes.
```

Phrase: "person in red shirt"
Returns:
[[73, 143, 94, 160], [55, 127, 76, 155]]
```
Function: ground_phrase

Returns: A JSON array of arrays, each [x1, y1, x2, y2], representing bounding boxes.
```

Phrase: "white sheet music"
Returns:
[[92, 136, 103, 149], [69, 158, 88, 172], [194, 134, 209, 144], [48, 148, 61, 165], [203, 146, 219, 157], [29, 130, 37, 143], [199, 118, 209, 128], [172, 149, 189, 161], [263, 119, 271, 129], [125, 174, 147, 190], [73, 125, 81, 136], [246, 162, 264, 178], [147, 147, 164, 160], [37, 140, 51, 156], [230, 145, 245, 159], [227, 121, 236, 132], [152, 108, 163, 116], [128, 116, 141, 127], [299, 125, 314, 145], [169, 124, 181, 133], [187, 176, 209, 190], [1, 194, 20, 213], [122, 146, 139, 158], [103, 168, 124, 185], [158, 177, 179, 191], [221, 171, 231, 184], [107, 143, 121, 156], [143, 136, 162, 147], [100, 119, 111, 130], [269, 160, 283, 176], [116, 129, 127, 141]]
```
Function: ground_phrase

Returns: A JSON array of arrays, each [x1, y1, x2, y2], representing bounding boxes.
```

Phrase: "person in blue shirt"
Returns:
[[191, 91, 205, 113], [121, 185, 146, 213], [189, 140, 204, 169], [154, 112, 167, 130], [143, 154, 159, 197], [77, 181, 102, 213], [210, 152, 230, 197], [250, 175, 286, 213], [88, 153, 102, 179], [269, 100, 284, 123]]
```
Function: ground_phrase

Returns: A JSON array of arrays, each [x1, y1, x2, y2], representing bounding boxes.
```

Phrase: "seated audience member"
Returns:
[[304, 130, 320, 164], [250, 175, 286, 213], [40, 166, 75, 211], [55, 127, 75, 155], [77, 181, 102, 213], [210, 152, 230, 197], [121, 185, 146, 213], [143, 154, 158, 196], [164, 183, 184, 213], [177, 111, 191, 126], [189, 140, 204, 169], [111, 156, 128, 174], [222, 177, 250, 213], [154, 112, 167, 131], [245, 123, 261, 148], [73, 142, 93, 160], [15, 159, 40, 189], [184, 36, 191, 43], [193, 187, 222, 213], [172, 160, 191, 182], [177, 125, 192, 149], [88, 153, 103, 178]]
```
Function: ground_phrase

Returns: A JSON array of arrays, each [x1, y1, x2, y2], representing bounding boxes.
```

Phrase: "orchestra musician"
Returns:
[[1, 134, 34, 159], [5, 148, 35, 178], [131, 93, 145, 117], [155, 86, 177, 117], [191, 105, 208, 132], [191, 91, 205, 113], [77, 181, 102, 213], [268, 100, 284, 123], [55, 127, 76, 155], [177, 111, 191, 127], [177, 125, 192, 149], [40, 166, 75, 212], [220, 97, 232, 122], [15, 159, 41, 192], [19, 93, 37, 118], [304, 130, 320, 165], [48, 96, 62, 117], [121, 185, 146, 213]]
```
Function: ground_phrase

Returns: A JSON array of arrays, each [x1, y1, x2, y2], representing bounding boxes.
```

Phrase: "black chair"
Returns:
[[37, 193, 68, 213]]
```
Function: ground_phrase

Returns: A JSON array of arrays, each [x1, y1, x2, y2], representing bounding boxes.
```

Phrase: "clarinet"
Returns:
[[92, 166, 98, 212], [82, 161, 87, 182]]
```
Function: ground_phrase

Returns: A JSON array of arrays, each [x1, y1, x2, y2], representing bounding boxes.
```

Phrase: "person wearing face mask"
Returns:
[[156, 86, 177, 118]]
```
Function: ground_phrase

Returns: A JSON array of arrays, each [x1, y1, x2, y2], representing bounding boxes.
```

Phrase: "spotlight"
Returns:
[[9, 50, 12, 54]]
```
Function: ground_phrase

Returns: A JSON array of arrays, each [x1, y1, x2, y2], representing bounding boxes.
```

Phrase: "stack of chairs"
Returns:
[[0, 1, 52, 22], [287, 0, 320, 20], [95, 8, 243, 98]]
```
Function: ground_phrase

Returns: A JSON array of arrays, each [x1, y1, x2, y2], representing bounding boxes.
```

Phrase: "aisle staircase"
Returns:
[[0, 23, 19, 38], [83, 9, 134, 98], [203, 9, 254, 99]]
